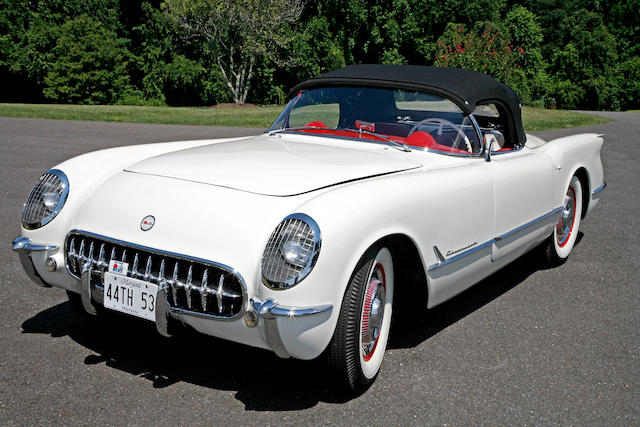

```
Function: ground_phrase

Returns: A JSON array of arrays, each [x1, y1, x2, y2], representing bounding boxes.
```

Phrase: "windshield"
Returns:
[[267, 87, 483, 155]]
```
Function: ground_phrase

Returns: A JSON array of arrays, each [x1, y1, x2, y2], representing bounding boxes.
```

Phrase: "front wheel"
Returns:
[[543, 175, 583, 266], [328, 246, 394, 393]]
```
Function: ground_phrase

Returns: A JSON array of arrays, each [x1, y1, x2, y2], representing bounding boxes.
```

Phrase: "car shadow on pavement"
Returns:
[[389, 231, 583, 349], [20, 237, 580, 411], [21, 299, 346, 410]]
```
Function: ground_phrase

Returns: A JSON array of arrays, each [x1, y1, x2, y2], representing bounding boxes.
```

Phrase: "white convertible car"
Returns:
[[13, 65, 605, 392]]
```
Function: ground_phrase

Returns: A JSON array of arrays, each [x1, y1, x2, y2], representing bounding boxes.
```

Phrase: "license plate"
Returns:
[[103, 272, 158, 321]]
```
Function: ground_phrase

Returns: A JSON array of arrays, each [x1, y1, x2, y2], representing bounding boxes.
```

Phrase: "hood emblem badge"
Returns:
[[141, 215, 155, 231]]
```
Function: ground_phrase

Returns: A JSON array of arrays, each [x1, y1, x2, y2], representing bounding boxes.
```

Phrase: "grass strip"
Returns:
[[0, 103, 610, 131], [521, 107, 609, 131]]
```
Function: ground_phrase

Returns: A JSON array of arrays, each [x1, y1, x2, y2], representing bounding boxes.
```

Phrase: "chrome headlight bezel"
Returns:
[[21, 169, 69, 230], [261, 213, 321, 290]]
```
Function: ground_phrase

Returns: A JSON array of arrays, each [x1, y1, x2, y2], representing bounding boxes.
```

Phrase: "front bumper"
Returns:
[[12, 236, 333, 359], [251, 298, 332, 358], [12, 237, 57, 288], [592, 181, 606, 201]]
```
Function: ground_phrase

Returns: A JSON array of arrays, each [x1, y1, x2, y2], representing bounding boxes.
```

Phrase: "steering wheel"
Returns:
[[408, 118, 473, 153]]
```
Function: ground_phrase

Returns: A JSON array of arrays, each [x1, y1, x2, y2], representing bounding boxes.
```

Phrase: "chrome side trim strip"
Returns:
[[592, 181, 606, 194], [495, 207, 563, 241], [428, 239, 495, 271], [428, 206, 563, 271]]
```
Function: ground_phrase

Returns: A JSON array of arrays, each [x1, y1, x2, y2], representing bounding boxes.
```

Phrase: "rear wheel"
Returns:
[[329, 246, 394, 393], [543, 175, 583, 265]]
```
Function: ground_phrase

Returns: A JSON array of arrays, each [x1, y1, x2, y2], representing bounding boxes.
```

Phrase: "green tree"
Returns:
[[547, 9, 619, 109], [163, 0, 304, 103], [43, 15, 131, 104], [131, 2, 178, 103], [289, 16, 345, 81]]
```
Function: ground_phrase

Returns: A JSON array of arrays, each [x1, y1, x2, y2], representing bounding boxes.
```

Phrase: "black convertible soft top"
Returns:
[[289, 64, 526, 145]]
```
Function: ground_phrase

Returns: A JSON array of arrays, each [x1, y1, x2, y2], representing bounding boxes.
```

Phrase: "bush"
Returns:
[[43, 15, 130, 104], [434, 23, 526, 87], [163, 55, 205, 106]]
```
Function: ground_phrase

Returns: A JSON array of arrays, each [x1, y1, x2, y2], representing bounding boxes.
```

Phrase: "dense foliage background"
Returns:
[[1, 0, 638, 110]]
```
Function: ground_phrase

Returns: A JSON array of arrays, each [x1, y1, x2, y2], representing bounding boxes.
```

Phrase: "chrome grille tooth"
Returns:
[[132, 253, 139, 278], [185, 265, 193, 309], [88, 242, 95, 264], [76, 238, 86, 272], [122, 249, 127, 263], [159, 259, 166, 281], [69, 238, 76, 257], [216, 274, 224, 314], [201, 269, 208, 312], [79, 239, 86, 261], [144, 256, 152, 281], [110, 247, 116, 262], [171, 262, 179, 305], [98, 244, 105, 267]]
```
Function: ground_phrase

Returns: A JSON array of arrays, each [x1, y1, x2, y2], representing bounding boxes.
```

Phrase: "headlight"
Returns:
[[21, 169, 69, 230], [261, 213, 321, 289]]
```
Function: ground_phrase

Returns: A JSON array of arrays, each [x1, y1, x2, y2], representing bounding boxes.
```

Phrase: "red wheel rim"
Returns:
[[557, 186, 577, 247], [361, 263, 386, 361]]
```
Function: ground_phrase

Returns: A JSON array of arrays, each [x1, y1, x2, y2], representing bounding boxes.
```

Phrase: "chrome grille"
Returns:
[[65, 231, 246, 319]]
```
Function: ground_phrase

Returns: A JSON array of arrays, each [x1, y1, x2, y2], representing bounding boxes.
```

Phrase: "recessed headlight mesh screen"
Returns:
[[22, 172, 66, 228], [261, 217, 319, 288]]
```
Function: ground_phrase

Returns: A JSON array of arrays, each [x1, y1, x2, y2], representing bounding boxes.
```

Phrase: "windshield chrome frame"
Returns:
[[266, 88, 486, 157]]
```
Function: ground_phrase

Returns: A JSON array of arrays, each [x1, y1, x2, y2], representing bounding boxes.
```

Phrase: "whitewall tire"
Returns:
[[544, 175, 583, 265], [329, 246, 394, 392]]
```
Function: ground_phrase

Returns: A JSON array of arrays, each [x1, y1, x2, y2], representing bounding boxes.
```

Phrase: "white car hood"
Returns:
[[125, 135, 422, 196]]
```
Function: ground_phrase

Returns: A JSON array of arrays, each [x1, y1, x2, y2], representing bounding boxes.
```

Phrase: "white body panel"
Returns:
[[18, 131, 605, 360]]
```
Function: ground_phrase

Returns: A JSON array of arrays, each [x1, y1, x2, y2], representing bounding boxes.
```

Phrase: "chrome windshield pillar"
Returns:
[[468, 113, 484, 157]]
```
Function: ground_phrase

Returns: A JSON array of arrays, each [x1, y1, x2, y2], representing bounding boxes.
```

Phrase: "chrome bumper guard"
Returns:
[[251, 298, 332, 358], [11, 237, 57, 288]]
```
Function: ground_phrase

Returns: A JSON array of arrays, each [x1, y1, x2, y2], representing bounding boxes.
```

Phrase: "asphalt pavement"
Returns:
[[0, 114, 638, 424]]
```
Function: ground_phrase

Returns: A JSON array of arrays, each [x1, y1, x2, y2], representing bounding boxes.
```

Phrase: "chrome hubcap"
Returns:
[[557, 187, 576, 246], [362, 267, 386, 360]]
